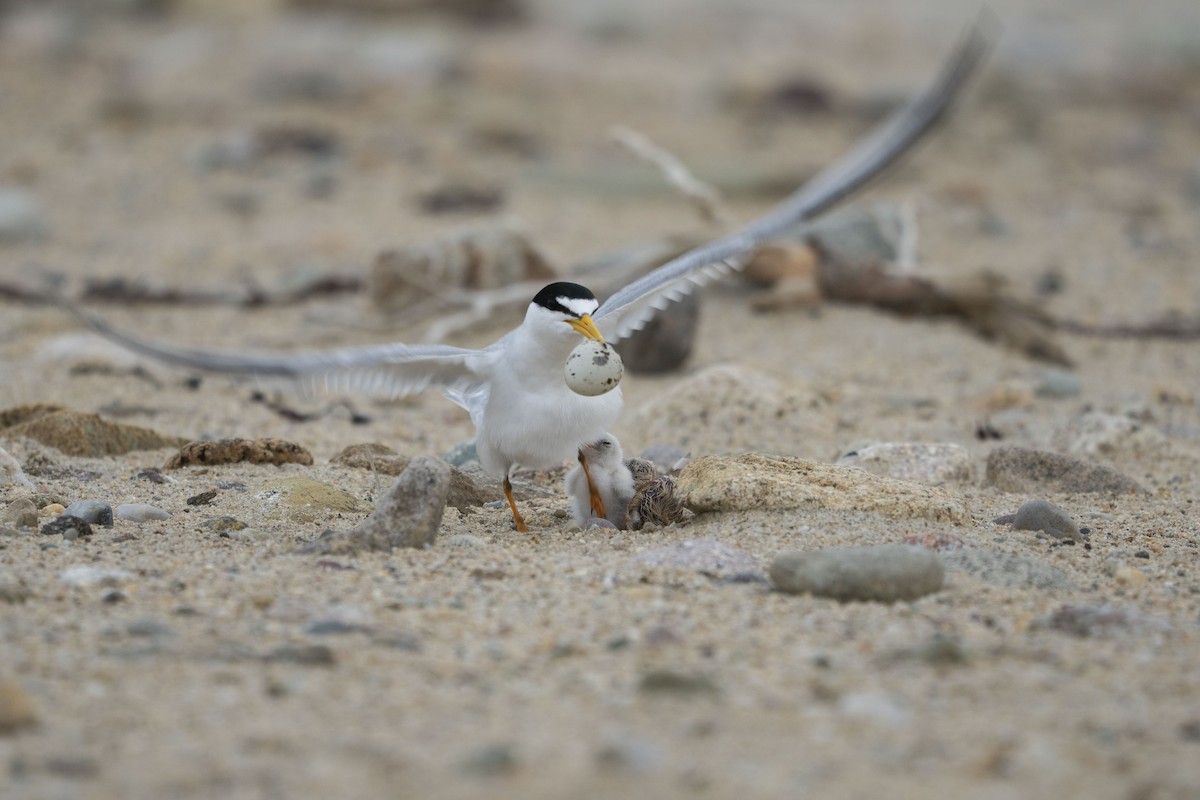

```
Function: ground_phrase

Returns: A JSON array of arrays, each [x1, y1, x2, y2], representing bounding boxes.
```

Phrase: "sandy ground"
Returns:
[[3, 1, 1200, 798]]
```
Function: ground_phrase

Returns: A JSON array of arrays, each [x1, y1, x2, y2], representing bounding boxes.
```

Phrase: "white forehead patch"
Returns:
[[558, 296, 599, 317]]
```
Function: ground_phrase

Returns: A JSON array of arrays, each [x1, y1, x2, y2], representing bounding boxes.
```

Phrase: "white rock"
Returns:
[[116, 503, 171, 522]]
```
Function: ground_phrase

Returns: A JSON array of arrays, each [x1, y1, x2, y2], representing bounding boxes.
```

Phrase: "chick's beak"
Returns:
[[567, 313, 604, 342]]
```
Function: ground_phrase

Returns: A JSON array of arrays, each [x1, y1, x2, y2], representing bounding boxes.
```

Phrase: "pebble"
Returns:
[[676, 454, 968, 522], [442, 440, 479, 467], [40, 515, 92, 539], [1034, 367, 1082, 398], [638, 669, 720, 696], [126, 618, 174, 638], [186, 491, 217, 506], [630, 538, 759, 577], [1, 497, 38, 530], [638, 443, 689, 472], [116, 504, 170, 523], [0, 681, 38, 734], [264, 644, 336, 667], [63, 500, 114, 528], [804, 203, 907, 268], [769, 545, 945, 603], [201, 516, 247, 535], [985, 446, 1145, 495], [165, 437, 313, 469], [40, 503, 65, 517], [836, 442, 974, 486], [299, 456, 450, 554], [1012, 499, 1079, 540], [584, 517, 619, 530], [0, 405, 187, 457], [459, 743, 519, 776], [0, 187, 49, 242], [618, 290, 699, 374]]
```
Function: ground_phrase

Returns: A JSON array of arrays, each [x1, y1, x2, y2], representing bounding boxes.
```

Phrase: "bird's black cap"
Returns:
[[532, 282, 596, 316]]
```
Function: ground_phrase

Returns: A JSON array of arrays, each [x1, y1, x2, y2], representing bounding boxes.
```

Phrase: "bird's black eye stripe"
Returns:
[[532, 282, 595, 316]]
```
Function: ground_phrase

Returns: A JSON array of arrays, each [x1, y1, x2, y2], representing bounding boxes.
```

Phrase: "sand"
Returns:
[[2, 1, 1200, 797]]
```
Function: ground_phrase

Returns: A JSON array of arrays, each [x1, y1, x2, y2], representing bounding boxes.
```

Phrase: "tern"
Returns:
[[65, 20, 993, 531], [564, 434, 637, 529]]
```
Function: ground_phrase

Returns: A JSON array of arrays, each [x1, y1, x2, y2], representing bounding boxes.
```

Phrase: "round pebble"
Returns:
[[1012, 499, 1079, 540], [116, 503, 171, 523], [770, 544, 944, 603], [41, 503, 66, 517], [63, 500, 114, 528]]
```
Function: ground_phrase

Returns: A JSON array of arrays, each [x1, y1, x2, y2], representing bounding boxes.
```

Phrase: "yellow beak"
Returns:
[[567, 313, 604, 342]]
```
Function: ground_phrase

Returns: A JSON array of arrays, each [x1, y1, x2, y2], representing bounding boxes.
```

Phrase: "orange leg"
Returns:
[[578, 450, 607, 519], [503, 477, 528, 532]]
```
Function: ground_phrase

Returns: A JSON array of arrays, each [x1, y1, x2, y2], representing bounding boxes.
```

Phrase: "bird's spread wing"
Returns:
[[594, 14, 996, 343], [67, 302, 489, 400]]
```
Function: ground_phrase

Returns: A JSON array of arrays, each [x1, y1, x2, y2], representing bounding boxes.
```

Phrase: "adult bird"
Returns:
[[65, 19, 994, 531]]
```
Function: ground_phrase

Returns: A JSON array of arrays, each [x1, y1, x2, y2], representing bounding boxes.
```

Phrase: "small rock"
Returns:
[[298, 456, 450, 554], [1, 497, 38, 530], [677, 454, 968, 522], [40, 515, 92, 538], [1034, 367, 1082, 398], [115, 503, 170, 523], [770, 545, 944, 603], [41, 503, 66, 517], [133, 467, 169, 484], [1012, 499, 1079, 540], [442, 440, 479, 467], [306, 620, 370, 636], [126, 618, 174, 638], [0, 444, 35, 490], [264, 644, 336, 667], [0, 406, 186, 457], [164, 437, 313, 469], [985, 446, 1146, 494], [459, 743, 519, 776], [803, 202, 909, 270], [417, 182, 503, 214], [185, 490, 217, 506], [62, 500, 114, 528], [0, 681, 38, 734], [836, 442, 974, 486], [618, 290, 699, 374], [584, 516, 619, 530], [60, 566, 132, 587], [942, 548, 1074, 591], [257, 477, 367, 523], [638, 669, 720, 696], [201, 516, 247, 535], [630, 538, 759, 576], [0, 187, 49, 243]]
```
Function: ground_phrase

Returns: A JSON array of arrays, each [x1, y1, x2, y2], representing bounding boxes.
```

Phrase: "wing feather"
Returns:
[[66, 301, 489, 400], [594, 14, 996, 343]]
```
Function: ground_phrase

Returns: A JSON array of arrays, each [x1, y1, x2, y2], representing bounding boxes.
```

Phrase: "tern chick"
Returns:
[[564, 435, 635, 529]]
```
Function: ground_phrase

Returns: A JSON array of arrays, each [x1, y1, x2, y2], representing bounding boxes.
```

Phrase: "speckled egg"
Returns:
[[564, 339, 623, 396]]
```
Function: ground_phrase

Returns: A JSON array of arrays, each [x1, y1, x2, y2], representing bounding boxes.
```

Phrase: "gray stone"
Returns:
[[836, 442, 974, 486], [1, 497, 38, 530], [1034, 367, 1082, 399], [63, 500, 114, 528], [115, 503, 171, 522], [985, 446, 1145, 495], [442, 440, 479, 467], [299, 456, 450, 554], [769, 545, 944, 603], [941, 548, 1075, 591], [677, 454, 969, 522], [1012, 499, 1079, 540], [638, 443, 689, 472], [0, 187, 49, 243], [1062, 411, 1155, 456]]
